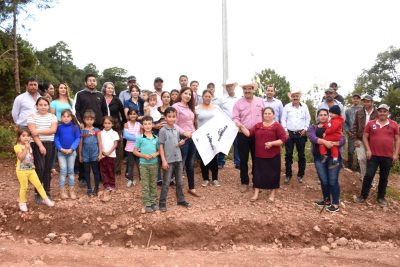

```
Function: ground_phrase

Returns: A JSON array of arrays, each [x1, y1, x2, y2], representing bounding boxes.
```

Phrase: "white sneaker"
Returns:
[[127, 180, 133, 187], [213, 180, 221, 187], [201, 180, 209, 187], [42, 198, 55, 207], [18, 202, 28, 212]]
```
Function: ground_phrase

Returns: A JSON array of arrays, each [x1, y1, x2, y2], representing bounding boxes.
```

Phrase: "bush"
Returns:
[[0, 124, 16, 158]]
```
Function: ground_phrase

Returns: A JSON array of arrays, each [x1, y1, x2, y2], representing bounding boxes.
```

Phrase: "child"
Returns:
[[55, 109, 81, 200], [14, 129, 54, 211], [123, 85, 144, 120], [123, 109, 141, 187], [27, 97, 58, 203], [159, 107, 191, 212], [319, 105, 344, 169], [170, 89, 179, 105], [145, 93, 162, 123], [99, 116, 120, 199], [79, 110, 102, 196], [133, 116, 160, 213]]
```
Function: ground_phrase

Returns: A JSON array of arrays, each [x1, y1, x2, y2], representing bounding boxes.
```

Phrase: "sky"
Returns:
[[22, 0, 400, 99]]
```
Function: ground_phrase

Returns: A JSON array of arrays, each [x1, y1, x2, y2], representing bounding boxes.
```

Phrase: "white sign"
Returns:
[[192, 111, 239, 165]]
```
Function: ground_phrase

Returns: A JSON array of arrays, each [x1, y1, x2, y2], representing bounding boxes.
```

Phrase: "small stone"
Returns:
[[43, 237, 51, 244], [327, 237, 334, 243], [337, 237, 348, 246], [126, 229, 134, 236], [126, 241, 133, 247], [15, 226, 21, 231], [110, 224, 118, 230], [38, 213, 45, 220], [77, 233, 93, 245], [321, 245, 330, 252], [160, 245, 167, 251], [60, 236, 67, 244], [28, 239, 38, 245], [331, 242, 337, 249], [313, 225, 321, 232], [47, 233, 57, 241], [96, 217, 102, 222]]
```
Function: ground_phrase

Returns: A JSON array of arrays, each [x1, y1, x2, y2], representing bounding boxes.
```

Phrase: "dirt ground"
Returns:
[[1, 158, 400, 266]]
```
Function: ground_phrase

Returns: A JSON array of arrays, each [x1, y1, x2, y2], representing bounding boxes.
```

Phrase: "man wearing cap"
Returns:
[[317, 88, 345, 120], [179, 75, 188, 89], [215, 80, 240, 169], [344, 93, 363, 170], [153, 77, 164, 107], [119, 76, 137, 105], [324, 82, 345, 106], [355, 104, 399, 206], [233, 81, 264, 192], [263, 84, 283, 123], [352, 94, 378, 180], [281, 90, 311, 184]]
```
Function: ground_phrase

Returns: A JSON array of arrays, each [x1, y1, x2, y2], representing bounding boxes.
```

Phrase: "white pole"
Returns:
[[222, 0, 228, 96]]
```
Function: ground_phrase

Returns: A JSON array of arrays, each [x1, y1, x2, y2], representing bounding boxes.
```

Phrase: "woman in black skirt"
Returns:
[[238, 107, 287, 201]]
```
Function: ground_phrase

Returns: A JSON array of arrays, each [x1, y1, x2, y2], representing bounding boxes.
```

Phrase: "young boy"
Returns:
[[319, 105, 344, 169], [133, 116, 160, 213], [158, 107, 191, 212]]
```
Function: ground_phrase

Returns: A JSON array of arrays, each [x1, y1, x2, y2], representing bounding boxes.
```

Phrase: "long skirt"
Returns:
[[253, 155, 281, 189]]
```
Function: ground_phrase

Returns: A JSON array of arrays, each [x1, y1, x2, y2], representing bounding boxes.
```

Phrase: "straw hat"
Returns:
[[287, 90, 303, 98], [222, 79, 238, 87], [240, 81, 258, 91]]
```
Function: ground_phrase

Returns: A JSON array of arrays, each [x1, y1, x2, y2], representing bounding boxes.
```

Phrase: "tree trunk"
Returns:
[[13, 0, 21, 95]]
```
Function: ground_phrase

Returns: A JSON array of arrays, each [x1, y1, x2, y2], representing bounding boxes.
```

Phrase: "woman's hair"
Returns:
[[317, 108, 329, 116], [177, 87, 195, 113], [16, 128, 30, 143], [164, 106, 177, 116], [202, 89, 213, 97], [35, 96, 50, 106], [263, 107, 275, 115], [129, 85, 141, 94], [102, 82, 115, 96], [54, 82, 73, 107], [161, 91, 170, 99], [60, 109, 79, 125], [127, 108, 138, 116]]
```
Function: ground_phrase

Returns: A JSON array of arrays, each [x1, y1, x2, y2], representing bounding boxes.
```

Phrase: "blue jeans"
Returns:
[[180, 138, 196, 189], [217, 136, 240, 166], [314, 155, 342, 205], [58, 151, 76, 187]]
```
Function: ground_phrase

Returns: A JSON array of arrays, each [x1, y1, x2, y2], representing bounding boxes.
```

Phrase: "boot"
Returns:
[[69, 186, 77, 200], [60, 187, 68, 200]]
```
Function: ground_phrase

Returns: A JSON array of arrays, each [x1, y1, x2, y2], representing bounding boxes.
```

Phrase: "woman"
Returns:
[[196, 90, 223, 187], [307, 108, 345, 213], [50, 83, 73, 120], [102, 82, 127, 175], [124, 85, 144, 120], [172, 87, 199, 197], [154, 91, 170, 132], [170, 89, 179, 105], [239, 107, 287, 201]]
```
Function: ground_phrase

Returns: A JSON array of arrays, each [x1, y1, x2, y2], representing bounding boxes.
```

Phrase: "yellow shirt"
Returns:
[[14, 144, 35, 171]]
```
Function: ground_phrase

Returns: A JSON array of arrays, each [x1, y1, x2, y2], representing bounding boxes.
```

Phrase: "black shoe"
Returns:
[[326, 205, 340, 213], [78, 180, 86, 188], [170, 180, 176, 186], [234, 165, 240, 170], [315, 200, 331, 207], [159, 204, 167, 212], [144, 206, 154, 213], [218, 165, 224, 169], [157, 180, 163, 186], [284, 176, 291, 184], [329, 160, 339, 169], [34, 194, 43, 205], [177, 201, 191, 208], [151, 204, 159, 211], [91, 189, 98, 197], [87, 190, 93, 197], [320, 155, 328, 164], [297, 176, 303, 183], [355, 196, 366, 203], [377, 198, 388, 207]]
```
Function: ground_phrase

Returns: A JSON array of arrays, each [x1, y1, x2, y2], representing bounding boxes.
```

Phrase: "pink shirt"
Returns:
[[172, 102, 196, 134], [125, 121, 141, 152], [232, 96, 264, 129]]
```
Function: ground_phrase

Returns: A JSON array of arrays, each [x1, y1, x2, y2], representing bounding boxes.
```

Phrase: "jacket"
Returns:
[[352, 108, 378, 141], [323, 115, 344, 141], [108, 96, 127, 130], [74, 88, 109, 128]]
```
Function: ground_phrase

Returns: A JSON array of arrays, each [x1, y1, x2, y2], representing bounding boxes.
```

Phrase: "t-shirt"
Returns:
[[50, 99, 72, 120], [158, 125, 182, 163], [135, 134, 159, 165], [26, 112, 57, 142], [100, 129, 120, 158], [365, 119, 399, 157], [14, 144, 35, 171]]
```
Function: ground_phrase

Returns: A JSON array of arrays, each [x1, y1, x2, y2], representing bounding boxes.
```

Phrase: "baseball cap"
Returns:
[[352, 92, 361, 98], [127, 76, 136, 82], [325, 88, 335, 93], [361, 94, 373, 101], [154, 77, 164, 83], [377, 104, 389, 111]]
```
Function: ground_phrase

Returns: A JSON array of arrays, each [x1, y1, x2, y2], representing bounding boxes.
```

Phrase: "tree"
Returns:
[[253, 68, 291, 105], [100, 67, 128, 94]]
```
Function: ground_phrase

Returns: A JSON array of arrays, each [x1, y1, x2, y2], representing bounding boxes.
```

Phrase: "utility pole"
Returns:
[[222, 0, 228, 95]]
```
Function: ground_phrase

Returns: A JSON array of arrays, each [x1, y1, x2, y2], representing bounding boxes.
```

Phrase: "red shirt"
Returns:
[[250, 121, 287, 158], [365, 119, 399, 157], [323, 115, 344, 141]]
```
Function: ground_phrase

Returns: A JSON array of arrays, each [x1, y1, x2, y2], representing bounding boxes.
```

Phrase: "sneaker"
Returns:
[[297, 176, 303, 183], [329, 160, 339, 169], [159, 204, 167, 212], [126, 180, 135, 188], [157, 180, 163, 186], [284, 176, 291, 184], [377, 198, 388, 207], [201, 180, 209, 187], [78, 180, 86, 188], [170, 179, 176, 186], [188, 189, 200, 197], [213, 180, 221, 187], [151, 204, 159, 211], [144, 206, 154, 213], [18, 202, 28, 212], [42, 198, 55, 207], [315, 200, 331, 207], [355, 196, 366, 203], [177, 201, 191, 208], [320, 155, 328, 164], [92, 190, 98, 197], [326, 205, 340, 213], [34, 194, 43, 205], [240, 184, 248, 193], [87, 190, 93, 197]]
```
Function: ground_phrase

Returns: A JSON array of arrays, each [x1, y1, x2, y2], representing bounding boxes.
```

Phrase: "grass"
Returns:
[[386, 186, 400, 201]]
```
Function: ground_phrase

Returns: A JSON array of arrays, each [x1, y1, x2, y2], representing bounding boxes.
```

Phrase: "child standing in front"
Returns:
[[123, 109, 141, 187], [99, 116, 120, 199], [55, 109, 81, 200], [133, 116, 160, 213], [14, 129, 54, 211], [79, 110, 102, 196], [159, 107, 191, 212]]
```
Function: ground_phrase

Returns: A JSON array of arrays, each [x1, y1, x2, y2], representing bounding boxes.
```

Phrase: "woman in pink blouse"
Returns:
[[172, 87, 199, 197], [239, 107, 287, 202]]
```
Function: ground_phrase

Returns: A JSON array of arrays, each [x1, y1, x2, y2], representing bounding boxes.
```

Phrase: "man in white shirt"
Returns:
[[152, 77, 164, 107], [119, 76, 138, 105], [12, 77, 41, 129], [281, 90, 311, 184], [263, 84, 283, 122]]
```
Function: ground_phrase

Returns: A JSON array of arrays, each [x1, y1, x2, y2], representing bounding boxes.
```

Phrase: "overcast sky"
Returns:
[[23, 0, 400, 98]]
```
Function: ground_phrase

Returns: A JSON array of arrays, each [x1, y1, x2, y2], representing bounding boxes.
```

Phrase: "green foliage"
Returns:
[[0, 124, 16, 154], [253, 68, 291, 105], [99, 67, 128, 95]]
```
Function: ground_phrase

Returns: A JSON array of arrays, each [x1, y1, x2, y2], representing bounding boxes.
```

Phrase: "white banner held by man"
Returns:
[[192, 111, 238, 165]]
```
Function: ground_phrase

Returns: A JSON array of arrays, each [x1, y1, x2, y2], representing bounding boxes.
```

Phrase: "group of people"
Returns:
[[11, 75, 399, 213]]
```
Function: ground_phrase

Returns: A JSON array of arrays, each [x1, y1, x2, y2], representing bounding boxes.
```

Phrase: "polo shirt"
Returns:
[[158, 126, 182, 163], [135, 134, 159, 165], [172, 102, 196, 134], [365, 119, 399, 157]]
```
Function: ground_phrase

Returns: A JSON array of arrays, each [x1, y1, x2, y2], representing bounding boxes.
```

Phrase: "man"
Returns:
[[328, 82, 345, 106], [153, 77, 164, 107], [281, 90, 311, 184], [190, 80, 201, 105], [119, 76, 137, 105], [352, 94, 378, 180], [317, 88, 345, 119], [263, 84, 283, 122], [12, 77, 41, 129], [232, 81, 264, 193], [355, 104, 399, 206], [215, 80, 240, 169], [179, 75, 188, 89], [206, 82, 218, 104], [344, 93, 363, 169]]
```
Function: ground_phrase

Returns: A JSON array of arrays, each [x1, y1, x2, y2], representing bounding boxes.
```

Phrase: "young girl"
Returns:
[[124, 85, 144, 120], [145, 93, 162, 130], [55, 109, 81, 200], [15, 129, 54, 211], [170, 89, 179, 105], [27, 97, 58, 203], [79, 110, 102, 196], [123, 109, 141, 187], [100, 116, 120, 199], [154, 91, 170, 132]]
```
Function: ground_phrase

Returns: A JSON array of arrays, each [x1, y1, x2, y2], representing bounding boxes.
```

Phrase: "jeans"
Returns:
[[237, 133, 255, 185], [58, 150, 76, 188], [140, 164, 158, 207], [314, 155, 342, 205], [83, 161, 100, 192], [285, 132, 307, 178], [355, 141, 367, 179], [361, 156, 393, 199], [126, 151, 140, 181], [217, 136, 240, 166], [31, 141, 55, 195], [159, 161, 186, 206], [180, 138, 196, 189], [200, 154, 218, 181]]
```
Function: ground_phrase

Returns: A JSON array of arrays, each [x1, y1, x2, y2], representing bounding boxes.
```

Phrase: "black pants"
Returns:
[[32, 141, 55, 194], [285, 132, 307, 178], [361, 156, 393, 199], [83, 161, 100, 192], [200, 154, 218, 181], [237, 133, 255, 185]]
